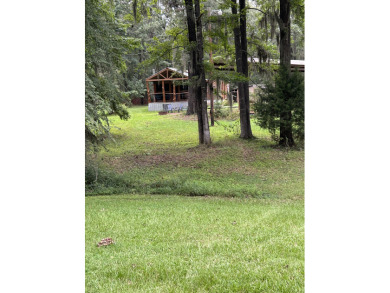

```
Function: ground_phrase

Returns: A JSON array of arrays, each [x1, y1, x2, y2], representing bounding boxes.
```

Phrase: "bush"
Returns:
[[254, 66, 304, 144], [213, 102, 239, 120], [214, 102, 229, 119]]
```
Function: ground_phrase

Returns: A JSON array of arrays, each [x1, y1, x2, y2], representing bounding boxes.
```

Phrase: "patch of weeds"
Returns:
[[85, 165, 137, 195], [86, 165, 277, 198], [215, 120, 240, 136]]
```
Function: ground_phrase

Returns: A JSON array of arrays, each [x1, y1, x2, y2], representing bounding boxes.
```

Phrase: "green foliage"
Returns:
[[85, 164, 136, 195], [144, 36, 176, 67], [291, 0, 305, 32], [124, 77, 147, 106], [213, 102, 229, 118], [213, 102, 239, 120], [254, 66, 304, 143], [138, 2, 189, 70], [85, 0, 139, 144], [215, 119, 241, 135]]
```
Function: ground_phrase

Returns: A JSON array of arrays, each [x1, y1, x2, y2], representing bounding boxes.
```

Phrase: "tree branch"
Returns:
[[246, 7, 268, 15]]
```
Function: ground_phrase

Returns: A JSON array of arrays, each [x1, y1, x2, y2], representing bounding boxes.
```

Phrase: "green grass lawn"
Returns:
[[86, 195, 304, 292], [86, 106, 304, 292], [86, 106, 304, 200]]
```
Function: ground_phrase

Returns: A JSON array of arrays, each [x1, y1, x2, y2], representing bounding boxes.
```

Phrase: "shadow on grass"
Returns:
[[85, 165, 279, 199]]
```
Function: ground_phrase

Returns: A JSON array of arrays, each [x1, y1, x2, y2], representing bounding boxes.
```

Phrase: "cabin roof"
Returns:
[[167, 67, 188, 77], [146, 67, 188, 82]]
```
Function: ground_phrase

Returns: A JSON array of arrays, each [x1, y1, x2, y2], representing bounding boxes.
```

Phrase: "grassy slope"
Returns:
[[88, 106, 304, 200], [86, 195, 304, 292]]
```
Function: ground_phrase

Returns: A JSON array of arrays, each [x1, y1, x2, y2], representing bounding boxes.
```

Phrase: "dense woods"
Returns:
[[85, 0, 305, 146]]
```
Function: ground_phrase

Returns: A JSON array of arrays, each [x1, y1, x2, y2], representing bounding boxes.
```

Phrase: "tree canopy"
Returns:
[[85, 0, 138, 144], [85, 0, 305, 146]]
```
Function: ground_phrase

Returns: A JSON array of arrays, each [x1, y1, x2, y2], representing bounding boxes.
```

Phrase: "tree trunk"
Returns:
[[228, 91, 233, 112], [194, 0, 211, 144], [279, 0, 291, 72], [216, 78, 220, 101], [187, 60, 196, 114], [207, 8, 214, 127], [279, 110, 294, 146], [231, 0, 252, 139], [278, 0, 294, 147], [184, 0, 211, 144], [209, 82, 214, 126], [239, 0, 253, 139], [184, 3, 196, 115], [133, 0, 137, 22]]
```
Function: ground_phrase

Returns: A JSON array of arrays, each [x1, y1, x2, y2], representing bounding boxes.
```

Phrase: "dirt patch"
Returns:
[[102, 146, 222, 173], [167, 113, 198, 121], [212, 164, 262, 176], [100, 140, 293, 175]]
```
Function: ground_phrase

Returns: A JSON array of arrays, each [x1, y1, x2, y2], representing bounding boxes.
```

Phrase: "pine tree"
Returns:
[[85, 0, 138, 144], [184, 0, 211, 144]]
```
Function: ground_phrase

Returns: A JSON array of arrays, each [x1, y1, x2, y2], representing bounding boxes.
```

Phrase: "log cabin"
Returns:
[[145, 67, 189, 111], [145, 67, 230, 111]]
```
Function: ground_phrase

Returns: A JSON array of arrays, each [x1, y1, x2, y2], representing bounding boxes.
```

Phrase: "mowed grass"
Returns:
[[100, 106, 270, 156], [88, 106, 304, 200], [86, 195, 304, 292], [86, 106, 304, 292]]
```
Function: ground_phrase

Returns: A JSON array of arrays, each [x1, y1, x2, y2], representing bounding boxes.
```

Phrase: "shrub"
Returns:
[[213, 102, 239, 120], [214, 102, 229, 118], [254, 67, 304, 144]]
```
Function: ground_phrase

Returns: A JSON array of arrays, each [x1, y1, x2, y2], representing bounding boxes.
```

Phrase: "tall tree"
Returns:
[[231, 0, 253, 139], [277, 0, 294, 146], [195, 0, 211, 144], [251, 0, 304, 146], [239, 0, 253, 139], [85, 0, 138, 145], [207, 7, 215, 126], [184, 0, 211, 144], [184, 0, 197, 117], [186, 67, 197, 114], [278, 0, 291, 71]]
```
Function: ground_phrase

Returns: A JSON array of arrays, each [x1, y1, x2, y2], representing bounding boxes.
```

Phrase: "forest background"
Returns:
[[85, 0, 304, 148]]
